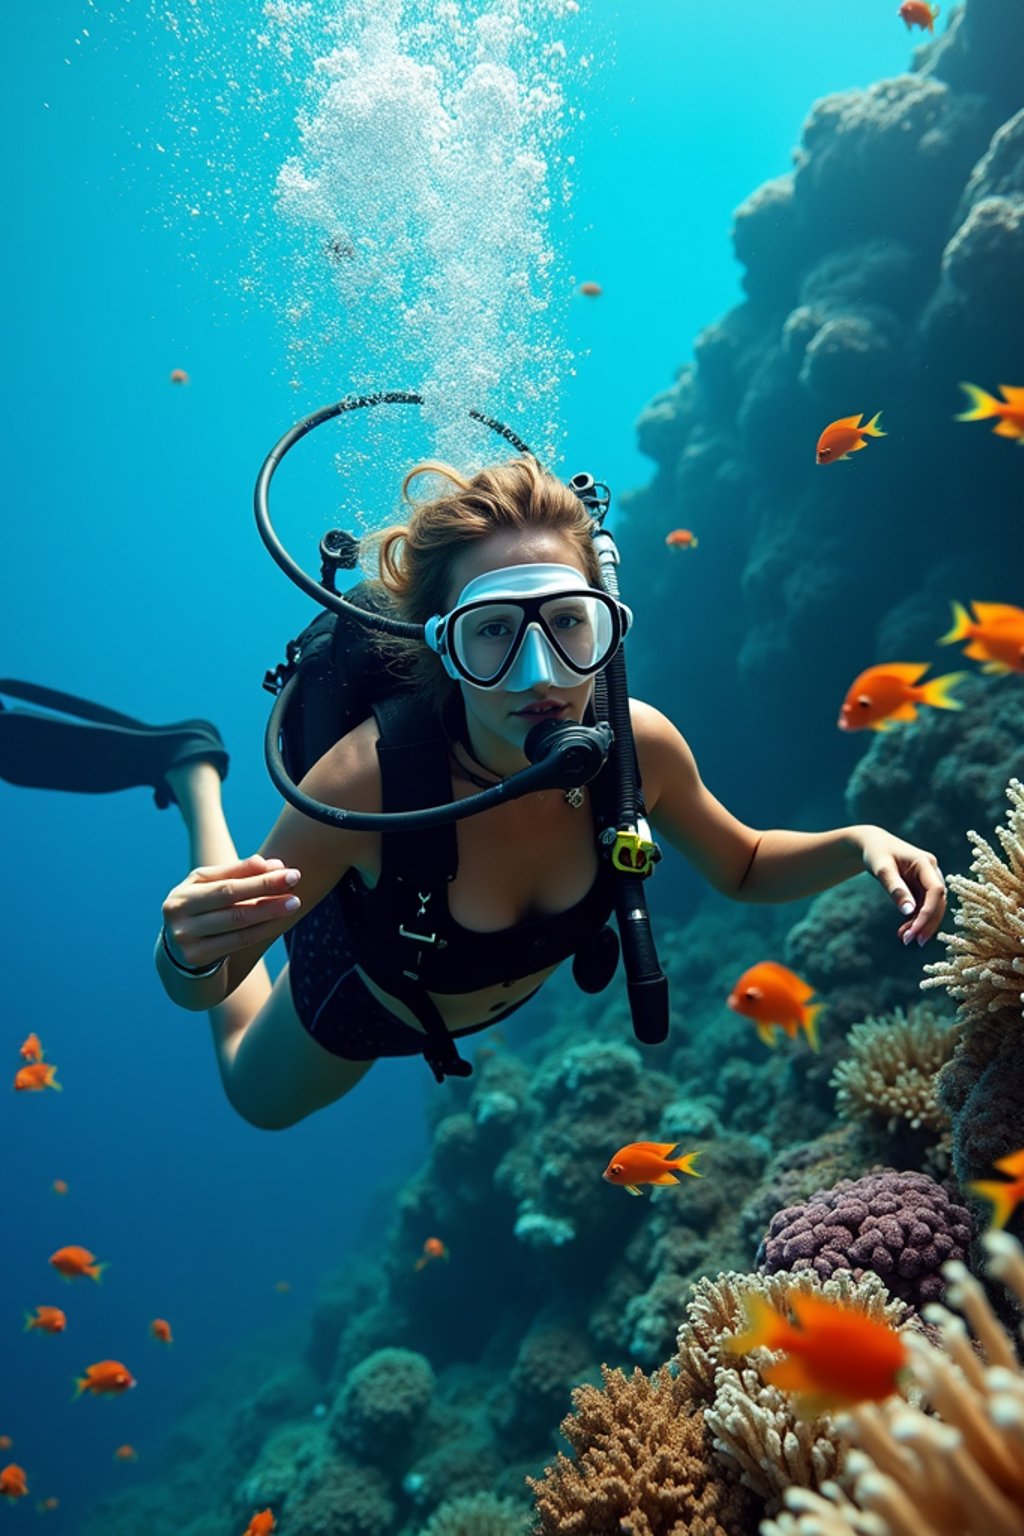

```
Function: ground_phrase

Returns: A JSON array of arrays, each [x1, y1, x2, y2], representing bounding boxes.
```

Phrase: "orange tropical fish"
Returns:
[[150, 1318, 173, 1345], [243, 1511, 276, 1536], [14, 1062, 61, 1093], [19, 1033, 44, 1062], [24, 1306, 66, 1335], [939, 601, 1024, 675], [0, 1465, 28, 1501], [968, 1148, 1024, 1230], [414, 1237, 449, 1272], [114, 1445, 138, 1462], [898, 1, 939, 30], [49, 1246, 107, 1283], [577, 281, 602, 297], [169, 368, 189, 385], [602, 1142, 702, 1197], [0, 1439, 11, 1451], [73, 1361, 136, 1399], [51, 1180, 68, 1196], [955, 382, 1024, 442], [727, 961, 823, 1050], [665, 528, 699, 550], [727, 1289, 907, 1414], [838, 662, 966, 732], [815, 411, 885, 464], [37, 1496, 60, 1512], [273, 1281, 292, 1294]]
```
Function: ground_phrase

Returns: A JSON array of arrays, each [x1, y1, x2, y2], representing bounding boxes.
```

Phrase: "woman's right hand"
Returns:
[[161, 854, 302, 971]]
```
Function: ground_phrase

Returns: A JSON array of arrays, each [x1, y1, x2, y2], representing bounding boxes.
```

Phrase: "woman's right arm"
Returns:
[[157, 719, 383, 1010]]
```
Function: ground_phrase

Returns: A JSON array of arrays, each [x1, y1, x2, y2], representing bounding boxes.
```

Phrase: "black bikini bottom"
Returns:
[[284, 900, 538, 1062]]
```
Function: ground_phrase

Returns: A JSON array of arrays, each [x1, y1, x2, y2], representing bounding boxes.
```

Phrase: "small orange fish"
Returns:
[[0, 1464, 28, 1501], [24, 1306, 66, 1335], [49, 1246, 107, 1283], [602, 1142, 702, 1197], [0, 1439, 10, 1451], [727, 1289, 907, 1414], [243, 1511, 276, 1536], [73, 1361, 136, 1400], [838, 662, 966, 732], [14, 1062, 61, 1093], [169, 368, 189, 385], [815, 411, 885, 464], [665, 528, 699, 550], [273, 1281, 291, 1294], [37, 1496, 60, 1513], [955, 382, 1024, 442], [150, 1318, 173, 1345], [968, 1148, 1024, 1230], [939, 601, 1024, 675], [114, 1445, 138, 1462], [414, 1237, 449, 1272], [19, 1033, 44, 1062], [898, 1, 940, 31], [727, 961, 823, 1050], [578, 281, 602, 298], [51, 1179, 68, 1196]]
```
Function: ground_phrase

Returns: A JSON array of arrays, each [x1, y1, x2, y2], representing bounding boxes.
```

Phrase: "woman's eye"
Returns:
[[478, 621, 512, 639]]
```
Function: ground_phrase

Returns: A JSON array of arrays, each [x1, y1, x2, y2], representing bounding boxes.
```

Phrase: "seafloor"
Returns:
[[81, 0, 1024, 1531]]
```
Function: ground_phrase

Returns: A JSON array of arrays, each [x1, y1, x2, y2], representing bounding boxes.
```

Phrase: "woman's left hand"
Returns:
[[856, 827, 946, 946]]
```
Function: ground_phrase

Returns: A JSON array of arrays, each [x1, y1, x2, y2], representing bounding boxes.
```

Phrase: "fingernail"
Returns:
[[899, 901, 914, 915], [284, 896, 300, 911], [903, 931, 914, 945], [917, 934, 927, 947], [284, 869, 301, 886]]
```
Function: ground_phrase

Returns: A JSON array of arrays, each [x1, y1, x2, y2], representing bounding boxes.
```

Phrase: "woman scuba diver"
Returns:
[[0, 437, 947, 1131]]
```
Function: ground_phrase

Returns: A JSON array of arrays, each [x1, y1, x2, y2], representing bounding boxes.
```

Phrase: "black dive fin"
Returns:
[[0, 679, 229, 809]]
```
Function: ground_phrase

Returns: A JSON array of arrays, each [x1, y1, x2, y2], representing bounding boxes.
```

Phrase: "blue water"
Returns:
[[2, 2, 923, 1527]]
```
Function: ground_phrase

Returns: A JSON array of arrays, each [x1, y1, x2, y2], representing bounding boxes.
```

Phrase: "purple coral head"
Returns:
[[756, 1168, 974, 1309]]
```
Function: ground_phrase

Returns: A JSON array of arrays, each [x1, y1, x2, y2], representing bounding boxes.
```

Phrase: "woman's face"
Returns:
[[445, 529, 595, 770]]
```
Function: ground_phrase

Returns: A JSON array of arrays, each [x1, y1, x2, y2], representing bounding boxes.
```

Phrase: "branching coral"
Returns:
[[830, 1006, 959, 1136], [759, 1231, 1024, 1536], [674, 1268, 912, 1508], [921, 777, 1024, 1027], [921, 778, 1024, 1224], [526, 1364, 758, 1535]]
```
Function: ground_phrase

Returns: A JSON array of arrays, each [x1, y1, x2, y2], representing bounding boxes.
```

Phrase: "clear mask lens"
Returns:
[[452, 594, 613, 684]]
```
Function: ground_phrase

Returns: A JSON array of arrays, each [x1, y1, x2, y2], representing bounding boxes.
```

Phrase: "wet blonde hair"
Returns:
[[363, 455, 601, 713]]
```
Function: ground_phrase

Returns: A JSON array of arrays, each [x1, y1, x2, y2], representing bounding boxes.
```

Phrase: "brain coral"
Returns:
[[527, 1364, 758, 1536], [420, 1491, 531, 1536], [756, 1168, 974, 1308]]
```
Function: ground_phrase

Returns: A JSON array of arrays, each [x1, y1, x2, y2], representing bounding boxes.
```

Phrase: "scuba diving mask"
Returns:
[[424, 563, 633, 691]]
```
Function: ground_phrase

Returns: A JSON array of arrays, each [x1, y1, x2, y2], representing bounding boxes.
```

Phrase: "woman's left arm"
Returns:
[[633, 702, 946, 946]]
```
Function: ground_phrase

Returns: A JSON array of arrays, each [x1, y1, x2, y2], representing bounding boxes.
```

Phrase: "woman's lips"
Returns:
[[515, 702, 568, 717]]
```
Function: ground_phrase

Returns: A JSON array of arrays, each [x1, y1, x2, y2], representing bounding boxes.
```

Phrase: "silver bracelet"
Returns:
[[160, 924, 226, 979]]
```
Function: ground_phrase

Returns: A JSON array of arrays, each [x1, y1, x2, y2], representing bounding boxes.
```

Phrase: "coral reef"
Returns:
[[830, 1004, 958, 1168], [329, 1346, 435, 1465], [420, 1491, 532, 1536], [674, 1267, 912, 1510], [761, 1231, 1024, 1536], [756, 1169, 974, 1308], [526, 1364, 759, 1535], [922, 778, 1024, 1240]]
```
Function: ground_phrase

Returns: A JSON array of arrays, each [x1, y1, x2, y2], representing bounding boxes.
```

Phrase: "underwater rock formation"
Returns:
[[619, 0, 1024, 823], [756, 1168, 974, 1308], [922, 777, 1024, 1241], [762, 1230, 1024, 1536]]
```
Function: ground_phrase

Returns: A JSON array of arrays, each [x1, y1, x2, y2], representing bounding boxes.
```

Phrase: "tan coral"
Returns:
[[526, 1363, 757, 1536], [830, 1005, 959, 1135], [760, 1230, 1024, 1536], [920, 777, 1024, 1026], [674, 1269, 913, 1510]]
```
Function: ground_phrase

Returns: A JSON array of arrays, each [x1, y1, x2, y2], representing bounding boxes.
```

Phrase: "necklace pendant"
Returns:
[[563, 786, 585, 811]]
